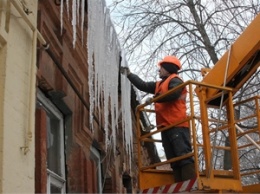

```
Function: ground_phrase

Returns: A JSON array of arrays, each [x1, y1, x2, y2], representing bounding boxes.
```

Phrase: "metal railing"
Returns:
[[136, 80, 260, 191]]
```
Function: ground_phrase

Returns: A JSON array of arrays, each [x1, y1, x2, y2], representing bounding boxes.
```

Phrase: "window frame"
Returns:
[[37, 91, 66, 194], [90, 146, 102, 193]]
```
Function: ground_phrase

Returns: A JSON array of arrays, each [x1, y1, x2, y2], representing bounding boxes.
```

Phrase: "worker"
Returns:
[[120, 55, 195, 182]]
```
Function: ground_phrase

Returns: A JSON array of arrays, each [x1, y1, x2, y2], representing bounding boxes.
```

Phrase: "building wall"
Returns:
[[0, 0, 159, 193], [36, 0, 137, 193], [0, 0, 37, 193]]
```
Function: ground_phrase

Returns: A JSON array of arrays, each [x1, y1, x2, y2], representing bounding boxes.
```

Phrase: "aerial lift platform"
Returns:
[[135, 13, 260, 193]]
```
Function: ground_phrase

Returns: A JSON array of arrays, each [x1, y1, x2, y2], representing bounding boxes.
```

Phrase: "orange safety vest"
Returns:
[[155, 74, 189, 128]]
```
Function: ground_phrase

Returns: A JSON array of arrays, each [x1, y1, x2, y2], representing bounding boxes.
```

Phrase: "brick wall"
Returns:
[[35, 0, 157, 193]]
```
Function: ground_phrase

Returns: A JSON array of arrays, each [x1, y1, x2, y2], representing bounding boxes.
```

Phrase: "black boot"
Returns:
[[181, 163, 196, 181], [173, 168, 182, 182]]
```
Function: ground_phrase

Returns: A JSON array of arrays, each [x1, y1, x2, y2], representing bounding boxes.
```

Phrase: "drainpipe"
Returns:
[[10, 0, 47, 154]]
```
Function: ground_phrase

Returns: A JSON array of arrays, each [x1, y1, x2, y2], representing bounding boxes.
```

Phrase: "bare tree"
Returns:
[[109, 0, 259, 80]]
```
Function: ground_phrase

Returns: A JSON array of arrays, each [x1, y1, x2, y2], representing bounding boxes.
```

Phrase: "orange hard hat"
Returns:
[[158, 56, 181, 70]]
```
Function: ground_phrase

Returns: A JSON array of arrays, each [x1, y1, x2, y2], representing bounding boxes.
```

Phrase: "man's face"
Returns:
[[159, 66, 170, 78]]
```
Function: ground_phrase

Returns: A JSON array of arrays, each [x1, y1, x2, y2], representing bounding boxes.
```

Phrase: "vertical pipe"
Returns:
[[10, 0, 45, 156], [198, 88, 212, 178], [21, 29, 37, 154], [188, 83, 199, 177], [226, 91, 240, 180]]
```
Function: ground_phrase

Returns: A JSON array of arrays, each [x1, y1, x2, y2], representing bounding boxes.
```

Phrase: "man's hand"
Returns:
[[145, 97, 153, 104], [120, 66, 131, 75]]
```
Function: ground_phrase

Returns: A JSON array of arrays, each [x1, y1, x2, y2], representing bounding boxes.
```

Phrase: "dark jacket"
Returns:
[[127, 73, 183, 102]]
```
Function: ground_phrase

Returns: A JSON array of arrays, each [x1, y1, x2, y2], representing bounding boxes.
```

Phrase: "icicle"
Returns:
[[58, 0, 134, 171], [77, 0, 80, 25], [120, 52, 133, 171], [87, 0, 133, 165], [88, 0, 101, 134], [72, 0, 77, 48], [60, 0, 64, 35], [88, 53, 95, 131], [81, 0, 85, 45], [66, 0, 69, 19]]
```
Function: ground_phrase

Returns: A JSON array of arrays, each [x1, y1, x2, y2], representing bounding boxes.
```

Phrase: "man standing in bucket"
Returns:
[[120, 55, 195, 182]]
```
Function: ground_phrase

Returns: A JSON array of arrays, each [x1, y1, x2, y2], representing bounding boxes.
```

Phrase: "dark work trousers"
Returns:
[[161, 126, 194, 170]]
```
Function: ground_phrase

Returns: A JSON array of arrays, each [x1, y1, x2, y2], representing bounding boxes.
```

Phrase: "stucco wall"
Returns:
[[0, 0, 37, 193]]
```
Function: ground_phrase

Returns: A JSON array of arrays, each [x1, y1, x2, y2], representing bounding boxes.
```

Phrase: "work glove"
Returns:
[[143, 124, 155, 132], [120, 66, 131, 76], [145, 97, 153, 104]]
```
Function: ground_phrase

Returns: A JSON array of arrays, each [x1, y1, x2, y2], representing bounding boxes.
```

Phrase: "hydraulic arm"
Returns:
[[195, 14, 260, 106]]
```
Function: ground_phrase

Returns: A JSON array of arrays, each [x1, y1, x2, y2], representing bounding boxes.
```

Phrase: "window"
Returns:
[[90, 147, 102, 193], [37, 91, 66, 194]]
